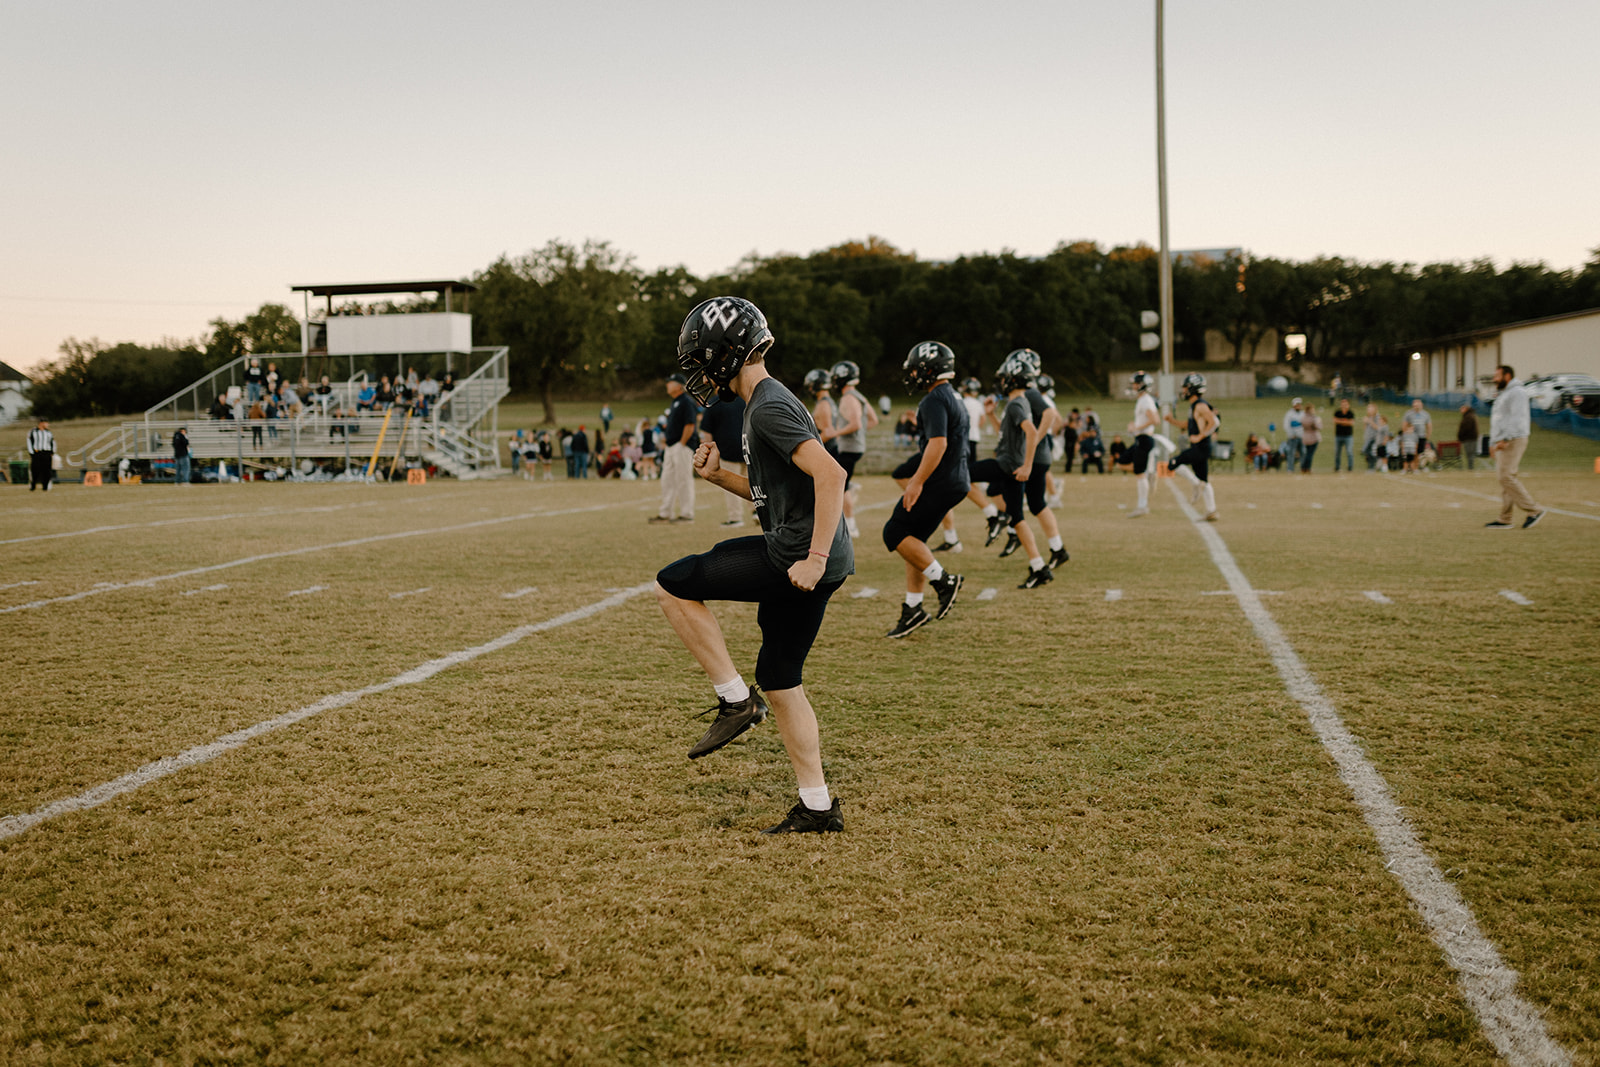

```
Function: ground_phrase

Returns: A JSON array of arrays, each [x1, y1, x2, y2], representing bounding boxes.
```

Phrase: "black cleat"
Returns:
[[886, 603, 931, 638], [687, 691, 768, 759], [1019, 565, 1054, 589], [931, 570, 964, 619], [984, 513, 1010, 547], [933, 538, 963, 553], [998, 531, 1021, 558], [762, 798, 844, 834], [1048, 546, 1069, 569]]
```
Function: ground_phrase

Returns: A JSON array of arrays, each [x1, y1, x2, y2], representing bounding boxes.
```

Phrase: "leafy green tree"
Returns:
[[474, 239, 641, 424]]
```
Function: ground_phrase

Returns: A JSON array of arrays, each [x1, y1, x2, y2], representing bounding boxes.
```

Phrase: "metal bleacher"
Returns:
[[68, 346, 508, 480]]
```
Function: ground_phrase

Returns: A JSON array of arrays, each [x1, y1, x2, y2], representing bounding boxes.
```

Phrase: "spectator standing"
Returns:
[[1362, 403, 1382, 470], [652, 374, 700, 522], [569, 424, 591, 478], [27, 417, 55, 491], [245, 358, 265, 401], [1299, 403, 1322, 472], [600, 403, 614, 432], [173, 426, 191, 485], [1485, 365, 1545, 529], [536, 431, 555, 479], [1332, 398, 1356, 471], [637, 419, 658, 479], [248, 399, 266, 447], [1081, 405, 1101, 436], [700, 393, 750, 526], [1282, 398, 1305, 471], [1403, 399, 1432, 453], [1059, 408, 1080, 472], [265, 362, 280, 395], [1457, 404, 1480, 470], [510, 429, 525, 476]]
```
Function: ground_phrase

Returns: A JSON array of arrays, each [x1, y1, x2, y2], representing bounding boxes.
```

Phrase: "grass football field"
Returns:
[[2, 455, 1597, 1063]]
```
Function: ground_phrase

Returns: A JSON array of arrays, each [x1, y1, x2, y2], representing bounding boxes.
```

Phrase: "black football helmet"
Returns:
[[1006, 348, 1042, 381], [677, 297, 774, 404], [1181, 372, 1207, 398], [961, 376, 983, 396], [803, 368, 831, 395], [1130, 370, 1154, 393], [903, 341, 956, 390], [1036, 373, 1055, 394], [995, 354, 1031, 395], [830, 360, 861, 389]]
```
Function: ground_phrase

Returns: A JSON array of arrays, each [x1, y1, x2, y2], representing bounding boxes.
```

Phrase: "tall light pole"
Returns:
[[1155, 0, 1175, 388]]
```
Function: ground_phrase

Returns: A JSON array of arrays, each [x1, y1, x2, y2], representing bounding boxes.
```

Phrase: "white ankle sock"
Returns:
[[1047, 536, 1063, 551], [1202, 483, 1216, 512], [943, 526, 960, 544], [798, 785, 831, 811], [906, 592, 924, 607], [713, 676, 750, 704], [1028, 555, 1045, 570], [1137, 479, 1149, 507], [981, 504, 998, 518], [922, 561, 944, 581]]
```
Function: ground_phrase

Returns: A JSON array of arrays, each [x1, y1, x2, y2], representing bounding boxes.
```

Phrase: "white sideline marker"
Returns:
[[976, 587, 998, 601], [1245, 503, 1257, 509], [1364, 590, 1393, 604], [1166, 480, 1571, 1067], [1379, 502, 1393, 508], [0, 583, 657, 844], [1103, 589, 1122, 602], [287, 585, 327, 598], [502, 587, 538, 599], [1201, 589, 1282, 596], [182, 584, 228, 596], [1498, 590, 1533, 606], [0, 580, 41, 591], [851, 587, 879, 599], [390, 587, 431, 599], [1310, 502, 1324, 509]]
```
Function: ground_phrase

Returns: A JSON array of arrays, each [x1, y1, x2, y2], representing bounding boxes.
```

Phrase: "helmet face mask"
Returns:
[[677, 296, 774, 405], [830, 360, 861, 390], [961, 376, 982, 396], [902, 341, 956, 390], [1181, 372, 1207, 399]]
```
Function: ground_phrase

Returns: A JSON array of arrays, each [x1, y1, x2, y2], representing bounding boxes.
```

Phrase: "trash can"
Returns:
[[8, 460, 28, 485]]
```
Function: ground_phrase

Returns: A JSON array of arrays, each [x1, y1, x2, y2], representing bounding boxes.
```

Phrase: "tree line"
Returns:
[[27, 237, 1600, 421]]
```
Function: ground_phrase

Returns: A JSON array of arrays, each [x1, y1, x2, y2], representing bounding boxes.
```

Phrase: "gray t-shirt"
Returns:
[[744, 378, 854, 583], [995, 394, 1032, 470], [835, 387, 867, 455]]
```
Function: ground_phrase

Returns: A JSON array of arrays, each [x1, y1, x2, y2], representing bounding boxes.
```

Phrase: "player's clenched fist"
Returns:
[[693, 440, 721, 478]]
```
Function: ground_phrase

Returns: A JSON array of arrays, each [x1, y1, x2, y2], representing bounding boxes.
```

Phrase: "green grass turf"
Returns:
[[0, 466, 1595, 1063]]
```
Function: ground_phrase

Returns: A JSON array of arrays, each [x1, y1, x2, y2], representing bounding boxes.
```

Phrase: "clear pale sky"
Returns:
[[3, 0, 1597, 374]]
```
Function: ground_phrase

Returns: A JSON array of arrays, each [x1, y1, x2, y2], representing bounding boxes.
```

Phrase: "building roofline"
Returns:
[[1403, 305, 1600, 350], [289, 280, 477, 297]]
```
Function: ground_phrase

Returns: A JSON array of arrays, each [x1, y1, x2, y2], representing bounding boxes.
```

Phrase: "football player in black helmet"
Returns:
[[965, 356, 1054, 588], [657, 297, 853, 833], [1162, 372, 1220, 520], [829, 360, 877, 540], [804, 368, 842, 460], [1125, 370, 1162, 517], [883, 341, 968, 638]]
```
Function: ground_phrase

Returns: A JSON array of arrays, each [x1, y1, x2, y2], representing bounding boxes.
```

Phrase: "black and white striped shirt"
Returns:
[[27, 428, 55, 454]]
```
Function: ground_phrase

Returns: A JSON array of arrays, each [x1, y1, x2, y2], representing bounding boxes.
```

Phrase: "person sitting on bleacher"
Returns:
[[1078, 427, 1105, 473], [375, 376, 396, 409], [1109, 434, 1132, 473], [357, 382, 376, 411]]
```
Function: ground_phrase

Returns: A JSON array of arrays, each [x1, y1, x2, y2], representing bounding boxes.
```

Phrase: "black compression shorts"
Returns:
[[837, 451, 861, 482], [1128, 434, 1155, 475], [969, 457, 1023, 522], [1169, 441, 1211, 483], [882, 484, 968, 552], [891, 453, 920, 481], [1024, 459, 1050, 515], [656, 536, 844, 692]]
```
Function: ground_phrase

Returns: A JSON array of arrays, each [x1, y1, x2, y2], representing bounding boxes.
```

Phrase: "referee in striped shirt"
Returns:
[[27, 417, 55, 492]]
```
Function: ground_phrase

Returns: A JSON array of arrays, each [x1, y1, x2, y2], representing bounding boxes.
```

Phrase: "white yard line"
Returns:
[[0, 580, 41, 591], [1166, 480, 1570, 1067], [0, 496, 413, 547], [975, 587, 999, 601], [501, 587, 538, 599], [181, 584, 228, 596], [1103, 589, 1122, 602], [1393, 478, 1600, 523], [286, 585, 326, 597], [0, 583, 656, 843], [390, 587, 431, 599], [850, 587, 879, 599], [1498, 590, 1534, 606], [1364, 591, 1394, 604], [0, 501, 634, 616]]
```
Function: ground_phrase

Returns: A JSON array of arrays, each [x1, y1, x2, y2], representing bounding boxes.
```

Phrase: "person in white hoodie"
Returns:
[[1484, 364, 1546, 530]]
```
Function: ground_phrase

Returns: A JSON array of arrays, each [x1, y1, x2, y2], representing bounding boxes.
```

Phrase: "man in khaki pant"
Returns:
[[1484, 364, 1546, 530], [651, 373, 700, 524]]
